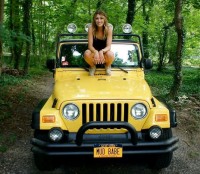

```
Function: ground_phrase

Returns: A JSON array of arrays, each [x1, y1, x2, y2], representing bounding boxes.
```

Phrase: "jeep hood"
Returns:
[[53, 76, 153, 107]]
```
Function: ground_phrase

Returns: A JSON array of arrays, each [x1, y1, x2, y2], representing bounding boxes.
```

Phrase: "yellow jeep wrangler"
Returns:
[[31, 24, 178, 171]]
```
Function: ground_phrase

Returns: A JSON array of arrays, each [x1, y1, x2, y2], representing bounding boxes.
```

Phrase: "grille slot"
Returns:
[[82, 103, 129, 124]]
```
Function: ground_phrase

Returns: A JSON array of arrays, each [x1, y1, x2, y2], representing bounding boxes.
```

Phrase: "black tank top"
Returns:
[[93, 37, 107, 51]]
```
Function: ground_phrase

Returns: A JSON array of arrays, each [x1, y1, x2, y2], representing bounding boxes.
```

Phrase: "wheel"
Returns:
[[148, 128, 173, 169], [160, 128, 172, 141], [34, 129, 49, 141], [34, 153, 59, 171], [148, 152, 173, 169], [33, 130, 59, 171]]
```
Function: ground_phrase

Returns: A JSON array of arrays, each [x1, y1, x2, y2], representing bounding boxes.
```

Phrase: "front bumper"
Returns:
[[31, 122, 179, 156], [31, 137, 179, 156]]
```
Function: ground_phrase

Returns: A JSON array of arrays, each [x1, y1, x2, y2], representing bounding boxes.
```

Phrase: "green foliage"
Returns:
[[0, 74, 25, 86], [0, 67, 49, 122], [0, 98, 11, 121], [146, 67, 200, 97], [2, 0, 199, 54], [1, 0, 199, 99], [28, 66, 50, 77], [0, 133, 17, 153], [181, 67, 200, 95], [145, 68, 173, 97], [0, 74, 26, 121], [2, 54, 49, 73], [183, 7, 200, 59], [0, 25, 12, 48], [183, 58, 200, 66]]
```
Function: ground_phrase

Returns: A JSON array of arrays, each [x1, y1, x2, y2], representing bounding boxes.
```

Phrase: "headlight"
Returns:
[[49, 128, 63, 142], [62, 103, 79, 120], [85, 23, 91, 32], [67, 23, 77, 33], [108, 23, 113, 30], [149, 126, 162, 140], [131, 103, 147, 119], [122, 24, 132, 33]]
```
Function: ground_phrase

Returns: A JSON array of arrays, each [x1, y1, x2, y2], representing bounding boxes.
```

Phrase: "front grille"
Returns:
[[82, 103, 129, 124]]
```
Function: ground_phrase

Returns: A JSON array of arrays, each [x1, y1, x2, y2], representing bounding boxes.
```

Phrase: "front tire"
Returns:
[[148, 128, 173, 169], [34, 153, 58, 171], [33, 130, 59, 171], [148, 152, 172, 169]]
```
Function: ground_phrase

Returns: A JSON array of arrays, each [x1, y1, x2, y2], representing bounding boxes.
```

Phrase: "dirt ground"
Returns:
[[0, 73, 200, 174]]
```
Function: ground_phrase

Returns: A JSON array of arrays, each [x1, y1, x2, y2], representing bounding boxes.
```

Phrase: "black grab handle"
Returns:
[[76, 121, 138, 146]]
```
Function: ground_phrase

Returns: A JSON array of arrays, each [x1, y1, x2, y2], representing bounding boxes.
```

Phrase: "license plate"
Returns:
[[93, 144, 123, 158]]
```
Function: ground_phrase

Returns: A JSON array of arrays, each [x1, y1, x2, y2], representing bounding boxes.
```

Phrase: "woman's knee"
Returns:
[[105, 51, 114, 61], [84, 50, 95, 67], [84, 50, 92, 59]]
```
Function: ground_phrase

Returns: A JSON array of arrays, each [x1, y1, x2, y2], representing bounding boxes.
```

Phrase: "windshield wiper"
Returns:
[[80, 66, 89, 72], [80, 65, 129, 74], [117, 67, 128, 73]]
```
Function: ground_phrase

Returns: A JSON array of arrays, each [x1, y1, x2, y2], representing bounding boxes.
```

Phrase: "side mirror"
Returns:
[[46, 59, 56, 72], [143, 58, 153, 69]]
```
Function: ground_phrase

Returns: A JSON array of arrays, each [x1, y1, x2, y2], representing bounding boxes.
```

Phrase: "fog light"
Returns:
[[122, 24, 132, 33], [149, 126, 162, 140], [85, 23, 91, 32], [49, 128, 63, 142], [67, 23, 77, 33], [108, 23, 113, 30]]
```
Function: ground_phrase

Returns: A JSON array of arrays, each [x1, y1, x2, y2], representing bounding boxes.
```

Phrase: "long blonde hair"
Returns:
[[92, 10, 109, 39]]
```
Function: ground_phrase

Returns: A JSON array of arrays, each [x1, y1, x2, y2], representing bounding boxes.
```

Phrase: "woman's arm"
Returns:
[[98, 26, 113, 63], [88, 26, 98, 53], [87, 26, 100, 64], [102, 27, 113, 53]]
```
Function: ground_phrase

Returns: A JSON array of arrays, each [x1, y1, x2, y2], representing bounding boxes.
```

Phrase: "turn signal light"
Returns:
[[155, 114, 168, 122], [42, 115, 55, 123]]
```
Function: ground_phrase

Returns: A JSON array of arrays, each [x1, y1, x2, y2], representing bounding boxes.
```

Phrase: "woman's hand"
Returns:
[[99, 50, 105, 64], [93, 50, 105, 64], [93, 51, 100, 64]]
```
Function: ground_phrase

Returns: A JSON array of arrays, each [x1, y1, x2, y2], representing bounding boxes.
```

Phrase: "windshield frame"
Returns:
[[57, 40, 142, 68]]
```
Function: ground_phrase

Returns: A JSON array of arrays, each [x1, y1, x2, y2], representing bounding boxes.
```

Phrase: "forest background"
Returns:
[[0, 0, 199, 99], [0, 1, 200, 171]]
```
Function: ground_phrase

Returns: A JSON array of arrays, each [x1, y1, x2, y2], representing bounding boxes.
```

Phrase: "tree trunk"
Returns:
[[169, 0, 184, 99], [96, 0, 105, 9], [0, 0, 4, 75], [168, 49, 176, 65], [124, 0, 136, 40], [12, 0, 23, 70], [157, 21, 175, 71], [126, 0, 136, 25], [157, 26, 169, 71], [8, 0, 14, 64], [31, 20, 36, 55], [142, 0, 150, 59], [23, 0, 32, 75]]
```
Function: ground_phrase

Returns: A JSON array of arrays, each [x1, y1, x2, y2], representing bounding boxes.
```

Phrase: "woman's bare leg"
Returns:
[[104, 51, 114, 66], [104, 51, 114, 75], [84, 50, 97, 76], [84, 50, 114, 75], [84, 50, 95, 67]]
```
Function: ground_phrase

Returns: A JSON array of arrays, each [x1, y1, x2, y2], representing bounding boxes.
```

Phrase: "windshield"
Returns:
[[59, 42, 140, 67], [111, 44, 139, 66]]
